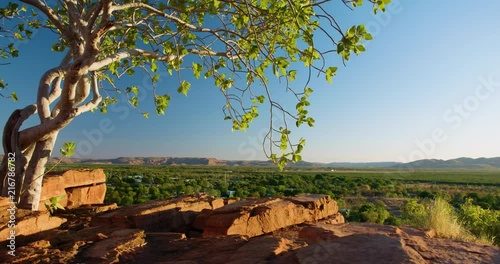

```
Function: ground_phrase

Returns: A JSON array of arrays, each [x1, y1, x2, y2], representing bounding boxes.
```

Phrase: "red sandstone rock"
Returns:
[[91, 194, 224, 232], [0, 209, 66, 246], [81, 229, 145, 263], [35, 169, 107, 211], [2, 197, 499, 264], [298, 225, 341, 243], [323, 212, 345, 225], [39, 175, 66, 201], [295, 232, 426, 264], [202, 194, 338, 238], [49, 169, 106, 188], [0, 196, 12, 208], [66, 183, 107, 207], [192, 208, 212, 230]]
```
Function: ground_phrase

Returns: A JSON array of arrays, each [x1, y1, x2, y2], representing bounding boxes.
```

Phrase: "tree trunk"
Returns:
[[18, 133, 58, 210], [1, 107, 36, 200], [1, 107, 59, 211]]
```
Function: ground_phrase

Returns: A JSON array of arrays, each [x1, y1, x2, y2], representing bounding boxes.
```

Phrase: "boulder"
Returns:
[[66, 183, 107, 207], [191, 208, 212, 230], [39, 175, 67, 202], [91, 194, 224, 232], [323, 212, 345, 225], [58, 169, 106, 188], [36, 169, 107, 211], [202, 194, 338, 238], [0, 209, 66, 246]]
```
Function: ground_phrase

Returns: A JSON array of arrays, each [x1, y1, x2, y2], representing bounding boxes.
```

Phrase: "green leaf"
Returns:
[[10, 92, 18, 102], [177, 80, 191, 96], [126, 86, 139, 95], [292, 154, 302, 163], [297, 144, 304, 153], [192, 63, 203, 79], [152, 74, 160, 83], [131, 96, 139, 107], [325, 67, 338, 83], [60, 142, 75, 157], [288, 70, 297, 82], [151, 61, 158, 72]]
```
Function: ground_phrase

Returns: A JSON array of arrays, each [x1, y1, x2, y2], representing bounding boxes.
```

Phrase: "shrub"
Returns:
[[347, 201, 391, 224], [428, 197, 469, 240], [459, 199, 500, 245], [401, 198, 475, 243], [400, 199, 428, 228]]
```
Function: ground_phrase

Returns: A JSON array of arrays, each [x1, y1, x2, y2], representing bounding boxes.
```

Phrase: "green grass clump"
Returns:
[[428, 197, 471, 241]]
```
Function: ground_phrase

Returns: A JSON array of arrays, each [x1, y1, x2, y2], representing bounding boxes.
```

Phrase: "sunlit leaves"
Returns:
[[192, 63, 203, 79], [325, 67, 338, 84], [126, 86, 139, 95], [155, 94, 170, 115], [177, 80, 191, 96], [296, 88, 313, 128], [151, 60, 158, 72], [59, 142, 75, 157], [10, 91, 18, 101], [337, 25, 372, 60], [99, 96, 117, 114]]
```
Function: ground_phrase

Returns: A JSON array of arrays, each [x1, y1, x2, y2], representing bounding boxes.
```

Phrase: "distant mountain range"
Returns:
[[2, 156, 500, 169], [397, 157, 500, 169]]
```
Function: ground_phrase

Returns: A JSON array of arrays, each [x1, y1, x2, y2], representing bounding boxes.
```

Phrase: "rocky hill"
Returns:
[[5, 155, 500, 169], [1, 171, 498, 264], [40, 156, 500, 169], [397, 157, 500, 169]]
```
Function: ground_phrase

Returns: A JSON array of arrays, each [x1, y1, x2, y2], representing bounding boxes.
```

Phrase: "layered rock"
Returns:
[[65, 183, 106, 207], [0, 209, 66, 246], [123, 234, 294, 264], [91, 194, 224, 232], [2, 195, 499, 264], [82, 229, 146, 263], [38, 169, 107, 211], [201, 194, 339, 238]]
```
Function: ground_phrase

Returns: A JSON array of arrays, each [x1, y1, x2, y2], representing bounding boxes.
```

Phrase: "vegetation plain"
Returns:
[[51, 164, 500, 245]]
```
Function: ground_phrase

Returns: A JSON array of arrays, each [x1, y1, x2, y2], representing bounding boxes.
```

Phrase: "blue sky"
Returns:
[[1, 1, 500, 163]]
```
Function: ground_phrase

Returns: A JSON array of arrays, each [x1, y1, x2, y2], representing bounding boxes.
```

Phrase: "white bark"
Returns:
[[18, 132, 58, 210]]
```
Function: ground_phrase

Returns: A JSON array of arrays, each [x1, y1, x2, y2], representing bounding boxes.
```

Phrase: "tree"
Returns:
[[1, 0, 391, 210]]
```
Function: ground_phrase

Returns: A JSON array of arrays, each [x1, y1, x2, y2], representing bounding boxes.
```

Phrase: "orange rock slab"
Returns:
[[202, 194, 339, 238]]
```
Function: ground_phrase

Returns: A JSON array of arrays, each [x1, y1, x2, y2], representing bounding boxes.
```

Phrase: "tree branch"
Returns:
[[75, 73, 101, 115], [20, 0, 69, 36]]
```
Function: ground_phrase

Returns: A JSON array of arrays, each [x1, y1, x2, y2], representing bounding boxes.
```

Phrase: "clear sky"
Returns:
[[1, 1, 500, 163]]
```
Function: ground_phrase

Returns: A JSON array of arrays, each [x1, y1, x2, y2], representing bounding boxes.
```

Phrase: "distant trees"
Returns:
[[346, 201, 391, 224]]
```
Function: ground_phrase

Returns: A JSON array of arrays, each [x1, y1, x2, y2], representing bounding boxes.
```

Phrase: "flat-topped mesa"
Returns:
[[200, 193, 341, 238], [91, 194, 225, 232]]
